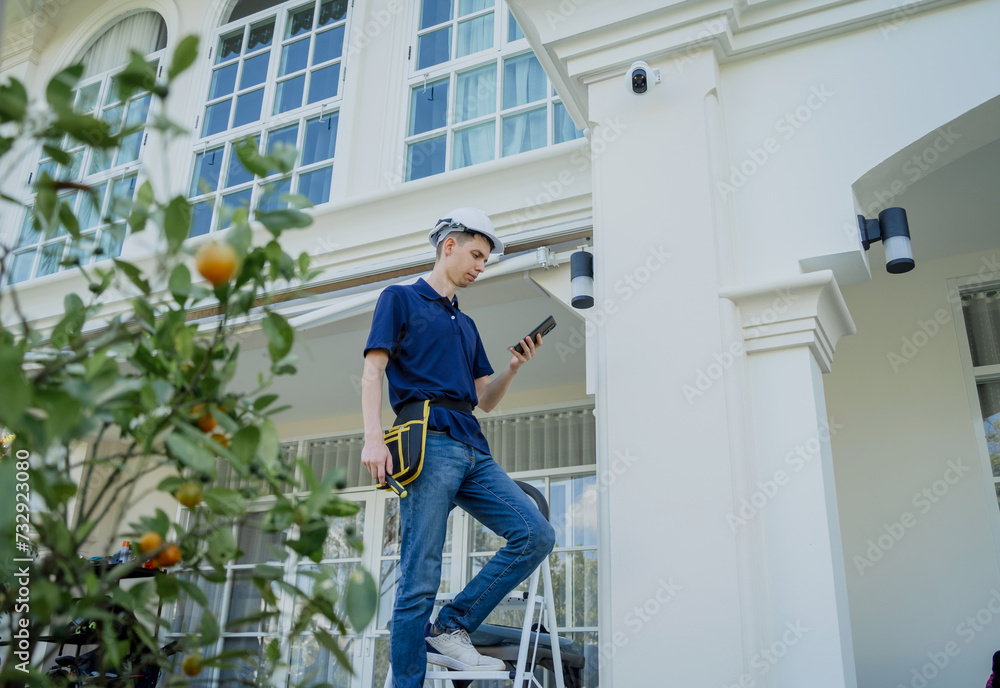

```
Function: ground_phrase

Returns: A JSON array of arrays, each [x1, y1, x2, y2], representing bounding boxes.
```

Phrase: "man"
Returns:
[[360, 208, 555, 687]]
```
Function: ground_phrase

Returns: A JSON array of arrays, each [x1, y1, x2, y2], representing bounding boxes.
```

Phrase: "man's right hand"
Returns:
[[362, 438, 393, 486]]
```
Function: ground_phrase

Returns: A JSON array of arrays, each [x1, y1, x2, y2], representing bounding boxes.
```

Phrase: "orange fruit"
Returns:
[[210, 432, 229, 448], [195, 242, 238, 286], [175, 481, 203, 508], [181, 653, 203, 676], [197, 412, 217, 433], [156, 543, 181, 567], [139, 531, 162, 554]]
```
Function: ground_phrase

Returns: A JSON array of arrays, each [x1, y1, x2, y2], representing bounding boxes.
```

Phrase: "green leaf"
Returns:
[[49, 292, 86, 349], [207, 525, 238, 566], [256, 208, 311, 235], [155, 571, 180, 600], [0, 78, 28, 123], [226, 220, 252, 256], [174, 325, 194, 361], [46, 64, 83, 114], [266, 637, 281, 664], [58, 199, 80, 240], [113, 258, 151, 295], [157, 476, 186, 494], [169, 263, 192, 305], [345, 568, 377, 632], [262, 311, 294, 361], [203, 487, 245, 517], [314, 630, 354, 674], [176, 578, 210, 607], [253, 394, 279, 411], [230, 426, 260, 464], [166, 432, 216, 473], [164, 196, 192, 253], [42, 144, 71, 165], [235, 138, 269, 177], [115, 52, 159, 102], [56, 112, 114, 149], [168, 35, 200, 80], [137, 180, 154, 206], [199, 603, 220, 645]]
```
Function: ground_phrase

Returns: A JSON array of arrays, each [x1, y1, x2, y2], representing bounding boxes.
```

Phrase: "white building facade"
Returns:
[[2, 0, 1000, 686]]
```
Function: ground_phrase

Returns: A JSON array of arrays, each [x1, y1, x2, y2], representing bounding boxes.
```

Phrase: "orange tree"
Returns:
[[0, 36, 375, 686]]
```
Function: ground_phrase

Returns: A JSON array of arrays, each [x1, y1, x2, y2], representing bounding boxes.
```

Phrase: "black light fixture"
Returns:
[[857, 207, 915, 274], [571, 250, 594, 309]]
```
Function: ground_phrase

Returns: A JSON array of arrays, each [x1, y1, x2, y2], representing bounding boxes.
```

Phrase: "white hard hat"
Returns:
[[428, 208, 504, 255]]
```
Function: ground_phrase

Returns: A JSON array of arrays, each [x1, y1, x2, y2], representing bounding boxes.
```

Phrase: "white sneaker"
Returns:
[[425, 624, 506, 671]]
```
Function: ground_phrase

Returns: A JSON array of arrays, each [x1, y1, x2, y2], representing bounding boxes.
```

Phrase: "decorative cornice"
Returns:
[[1, 14, 56, 71], [509, 0, 963, 125], [719, 270, 857, 373]]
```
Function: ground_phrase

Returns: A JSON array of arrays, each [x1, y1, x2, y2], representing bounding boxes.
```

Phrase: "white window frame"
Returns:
[[188, 0, 352, 236], [5, 46, 164, 285], [949, 271, 1000, 565], [402, 0, 582, 183]]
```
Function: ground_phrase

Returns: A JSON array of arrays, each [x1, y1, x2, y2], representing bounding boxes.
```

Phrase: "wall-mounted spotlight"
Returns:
[[571, 249, 594, 309], [857, 207, 915, 274]]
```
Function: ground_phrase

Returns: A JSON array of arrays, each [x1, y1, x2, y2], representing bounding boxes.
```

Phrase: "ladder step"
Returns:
[[425, 669, 514, 680]]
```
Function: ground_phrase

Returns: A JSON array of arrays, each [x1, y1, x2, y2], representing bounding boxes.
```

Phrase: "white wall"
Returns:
[[825, 247, 1000, 688]]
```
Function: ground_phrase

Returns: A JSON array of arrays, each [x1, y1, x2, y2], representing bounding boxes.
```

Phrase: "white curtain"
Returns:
[[80, 11, 167, 79], [455, 65, 495, 122], [307, 435, 366, 488], [453, 123, 494, 168], [502, 54, 546, 156], [457, 12, 493, 58]]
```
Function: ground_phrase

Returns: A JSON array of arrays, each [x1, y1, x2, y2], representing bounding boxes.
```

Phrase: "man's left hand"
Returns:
[[509, 334, 542, 371]]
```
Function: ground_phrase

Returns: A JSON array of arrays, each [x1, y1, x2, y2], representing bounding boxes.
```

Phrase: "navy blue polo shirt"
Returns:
[[363, 278, 494, 455]]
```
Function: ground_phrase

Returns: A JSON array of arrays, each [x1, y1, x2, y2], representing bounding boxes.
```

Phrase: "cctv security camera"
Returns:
[[626, 61, 661, 95]]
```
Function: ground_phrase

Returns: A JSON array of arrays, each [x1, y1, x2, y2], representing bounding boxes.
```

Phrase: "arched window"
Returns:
[[403, 0, 583, 182], [7, 11, 167, 285], [187, 0, 350, 237]]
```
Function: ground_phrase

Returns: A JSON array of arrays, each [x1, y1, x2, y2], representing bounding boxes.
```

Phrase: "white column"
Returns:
[[721, 270, 858, 688]]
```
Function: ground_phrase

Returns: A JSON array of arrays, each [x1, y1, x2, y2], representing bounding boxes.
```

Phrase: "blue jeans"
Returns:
[[390, 432, 555, 687]]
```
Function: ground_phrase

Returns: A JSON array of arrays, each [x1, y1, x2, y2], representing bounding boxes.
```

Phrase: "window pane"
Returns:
[[280, 37, 310, 76], [240, 53, 270, 89], [97, 224, 126, 260], [409, 78, 449, 136], [227, 572, 277, 632], [298, 166, 333, 205], [420, 0, 453, 29], [978, 381, 1000, 478], [220, 188, 253, 228], [319, 0, 348, 26], [189, 200, 213, 238], [218, 28, 243, 63], [258, 177, 292, 212], [453, 122, 494, 169], [190, 146, 224, 196], [508, 11, 524, 41], [267, 123, 299, 155], [307, 63, 340, 103], [457, 12, 493, 58], [219, 637, 268, 686], [287, 4, 315, 37], [455, 65, 495, 123], [9, 250, 35, 284], [79, 184, 105, 229], [210, 63, 239, 99], [226, 140, 257, 187], [247, 18, 275, 52], [233, 88, 264, 128], [417, 26, 451, 70], [303, 113, 338, 165], [37, 241, 64, 277], [171, 574, 225, 633], [76, 82, 101, 112], [459, 0, 492, 14], [69, 232, 95, 266], [63, 149, 84, 180], [116, 132, 143, 167], [406, 136, 446, 181], [17, 211, 40, 248], [274, 76, 305, 113], [288, 635, 352, 686], [102, 104, 125, 135], [502, 107, 546, 156], [202, 99, 232, 136], [963, 291, 1000, 367], [88, 148, 112, 176], [554, 101, 583, 144], [503, 53, 546, 109], [237, 512, 285, 564], [313, 25, 345, 63], [36, 159, 58, 183]]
